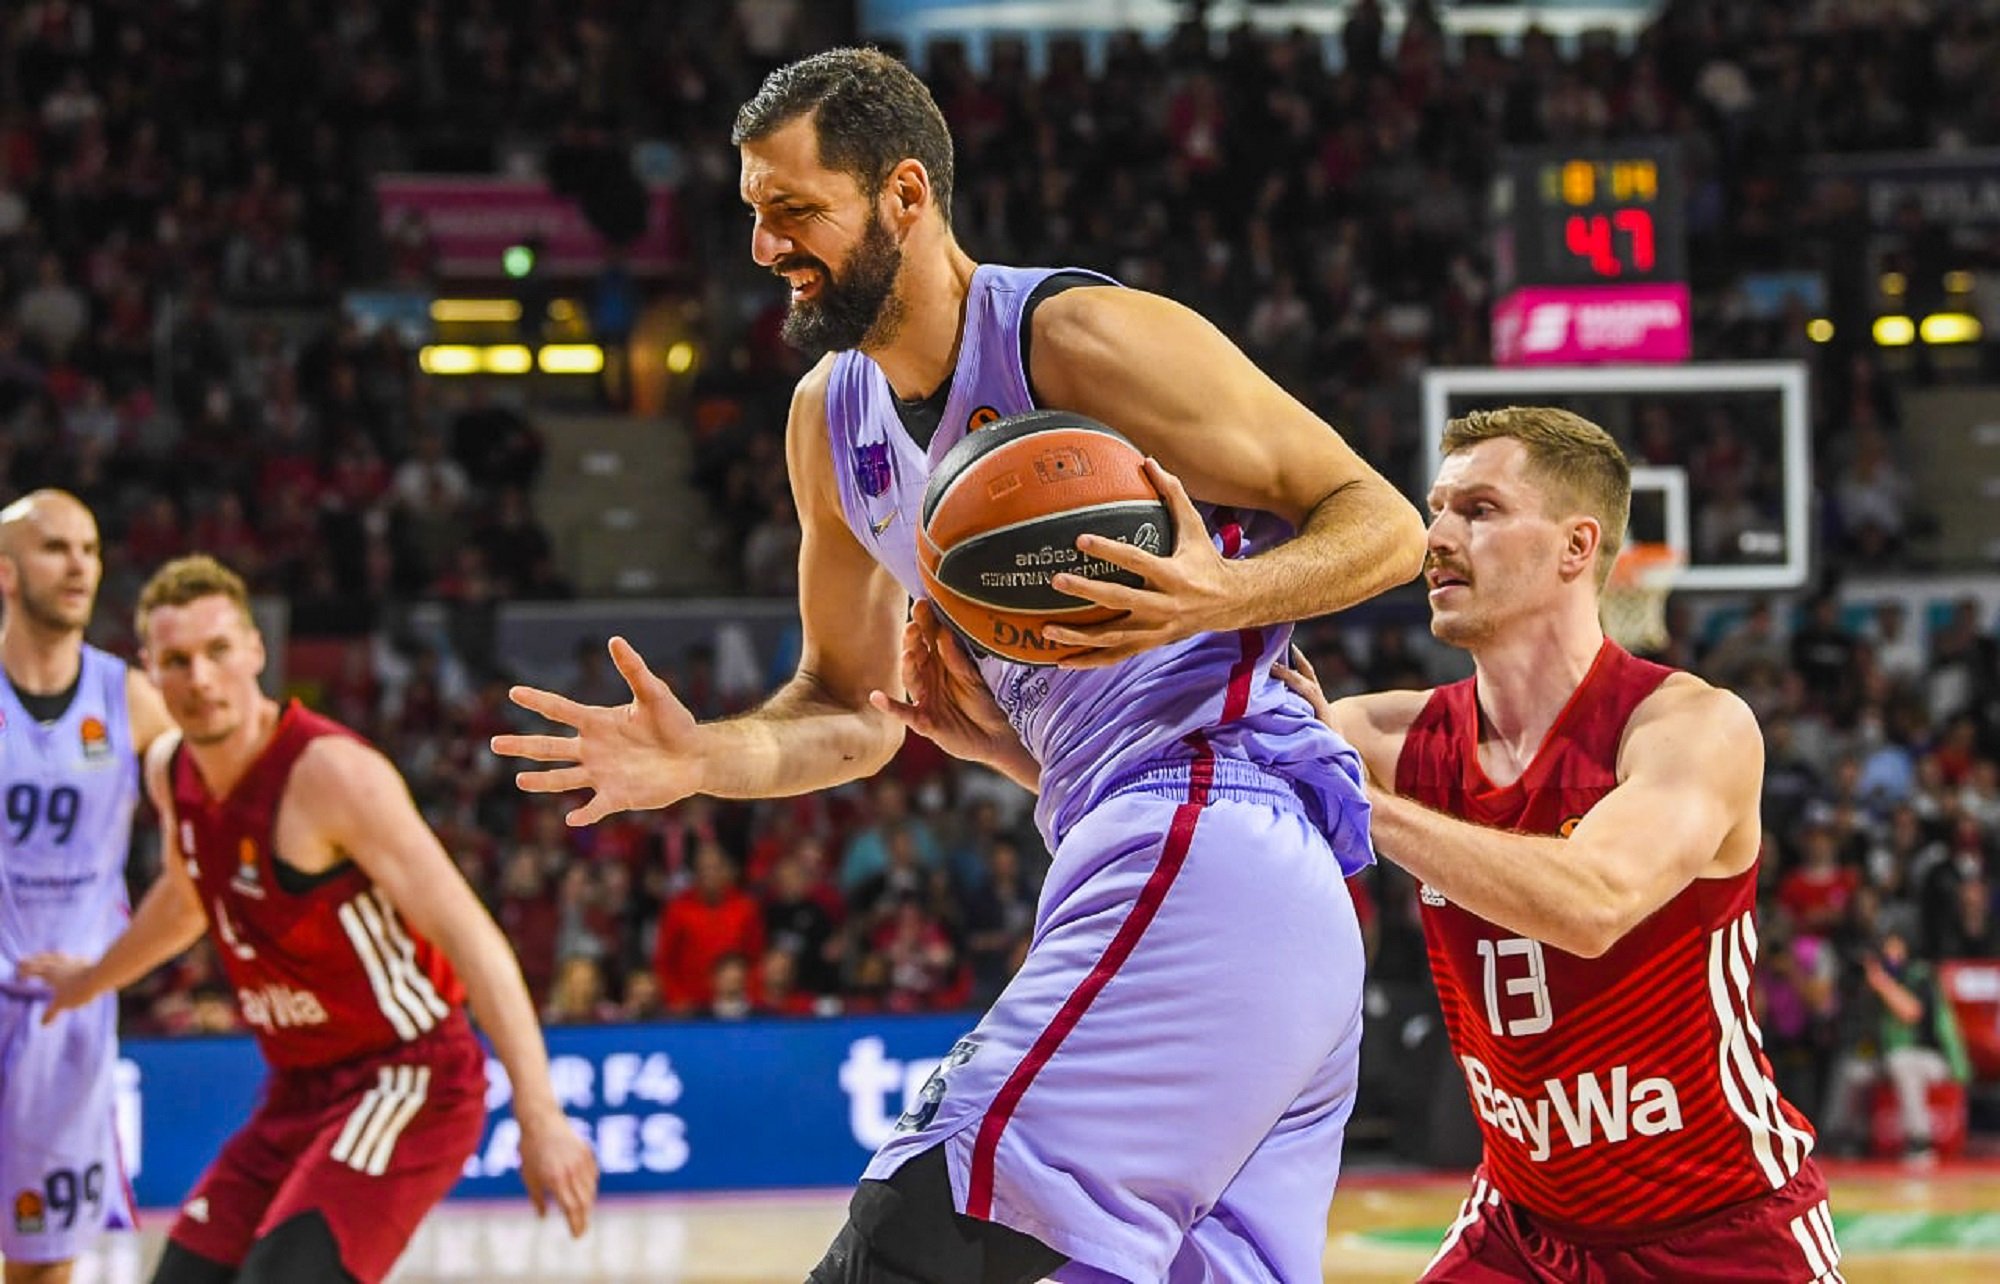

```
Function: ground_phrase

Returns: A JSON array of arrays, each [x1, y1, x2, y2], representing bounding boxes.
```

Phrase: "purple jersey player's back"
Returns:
[[825, 263, 1373, 864], [0, 644, 139, 995]]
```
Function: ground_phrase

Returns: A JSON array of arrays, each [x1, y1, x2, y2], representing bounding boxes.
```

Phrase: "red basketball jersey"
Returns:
[[1395, 640, 1815, 1234], [171, 701, 468, 1070]]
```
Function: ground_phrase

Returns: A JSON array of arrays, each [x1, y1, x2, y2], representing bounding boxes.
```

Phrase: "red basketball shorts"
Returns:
[[1420, 1160, 1843, 1283], [166, 1013, 488, 1284]]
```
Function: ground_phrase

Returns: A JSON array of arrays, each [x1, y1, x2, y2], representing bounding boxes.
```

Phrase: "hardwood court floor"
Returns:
[[30, 1161, 2000, 1282]]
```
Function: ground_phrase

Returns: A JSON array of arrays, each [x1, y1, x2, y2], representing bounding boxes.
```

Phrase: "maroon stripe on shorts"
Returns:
[[1214, 511, 1260, 724], [965, 737, 1215, 1219]]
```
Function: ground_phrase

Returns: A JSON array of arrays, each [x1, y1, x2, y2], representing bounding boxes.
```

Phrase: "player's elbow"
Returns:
[[1377, 491, 1428, 586], [1322, 478, 1425, 590], [1564, 882, 1652, 958]]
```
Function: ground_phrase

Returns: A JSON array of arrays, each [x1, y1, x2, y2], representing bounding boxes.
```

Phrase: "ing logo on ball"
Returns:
[[1033, 447, 1092, 485]]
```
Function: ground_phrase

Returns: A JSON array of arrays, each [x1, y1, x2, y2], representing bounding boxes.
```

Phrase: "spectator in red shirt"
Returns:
[[869, 895, 958, 1014], [653, 841, 765, 1015], [1779, 819, 1861, 938]]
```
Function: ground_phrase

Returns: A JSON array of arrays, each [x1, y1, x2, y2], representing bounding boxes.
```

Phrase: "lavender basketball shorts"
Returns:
[[0, 988, 133, 1264], [865, 756, 1367, 1283]]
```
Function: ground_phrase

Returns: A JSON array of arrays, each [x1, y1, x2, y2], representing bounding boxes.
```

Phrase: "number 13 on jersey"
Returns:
[[1477, 937, 1553, 1037]]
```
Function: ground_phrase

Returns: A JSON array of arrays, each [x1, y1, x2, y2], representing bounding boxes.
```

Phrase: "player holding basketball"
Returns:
[[25, 556, 595, 1284], [494, 46, 1424, 1284], [0, 492, 173, 1284], [1272, 407, 1842, 1280]]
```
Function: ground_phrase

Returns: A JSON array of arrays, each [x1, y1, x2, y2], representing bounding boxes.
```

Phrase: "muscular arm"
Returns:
[[1366, 681, 1764, 958], [691, 359, 910, 798], [289, 738, 572, 1131], [1031, 289, 1426, 630]]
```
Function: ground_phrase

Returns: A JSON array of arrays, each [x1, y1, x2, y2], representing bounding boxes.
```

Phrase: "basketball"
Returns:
[[917, 410, 1173, 666]]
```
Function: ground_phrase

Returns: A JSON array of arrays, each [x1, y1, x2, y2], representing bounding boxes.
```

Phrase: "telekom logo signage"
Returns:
[[1492, 284, 1692, 366]]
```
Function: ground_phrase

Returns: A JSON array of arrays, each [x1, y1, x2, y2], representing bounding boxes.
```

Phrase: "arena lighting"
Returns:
[[482, 344, 534, 374], [1872, 315, 1916, 346], [1881, 271, 1908, 296], [1806, 319, 1835, 343], [666, 341, 697, 374], [537, 344, 605, 374], [547, 298, 579, 322], [502, 244, 536, 278], [1946, 270, 1977, 294], [1920, 312, 1983, 345], [418, 345, 481, 375], [430, 299, 521, 323]]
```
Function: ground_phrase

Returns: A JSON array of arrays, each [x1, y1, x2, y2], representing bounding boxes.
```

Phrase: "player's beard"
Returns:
[[778, 212, 905, 356]]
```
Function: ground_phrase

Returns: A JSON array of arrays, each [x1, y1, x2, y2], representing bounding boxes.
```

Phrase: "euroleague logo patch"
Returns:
[[967, 405, 1001, 431], [1559, 816, 1584, 838], [232, 836, 266, 898], [13, 1188, 45, 1233], [79, 715, 112, 761]]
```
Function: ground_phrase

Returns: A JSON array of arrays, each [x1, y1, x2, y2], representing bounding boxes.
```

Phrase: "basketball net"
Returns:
[[1601, 542, 1680, 653]]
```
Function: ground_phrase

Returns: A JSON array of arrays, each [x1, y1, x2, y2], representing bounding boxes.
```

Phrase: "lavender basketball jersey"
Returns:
[[827, 266, 1371, 1282], [0, 645, 138, 991], [0, 644, 139, 1260], [826, 264, 1373, 865]]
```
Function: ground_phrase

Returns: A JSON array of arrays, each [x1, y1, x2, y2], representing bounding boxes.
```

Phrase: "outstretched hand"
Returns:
[[1039, 458, 1238, 668], [491, 637, 707, 826], [870, 602, 1036, 785]]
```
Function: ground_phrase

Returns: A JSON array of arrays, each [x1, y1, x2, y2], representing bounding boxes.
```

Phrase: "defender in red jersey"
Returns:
[[1282, 408, 1842, 1281], [27, 557, 596, 1284]]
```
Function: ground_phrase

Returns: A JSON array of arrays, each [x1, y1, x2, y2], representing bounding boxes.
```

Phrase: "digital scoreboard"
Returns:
[[1491, 142, 1691, 365]]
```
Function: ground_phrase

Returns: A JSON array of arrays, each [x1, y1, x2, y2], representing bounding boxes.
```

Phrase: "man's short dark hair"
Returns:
[[732, 47, 955, 223]]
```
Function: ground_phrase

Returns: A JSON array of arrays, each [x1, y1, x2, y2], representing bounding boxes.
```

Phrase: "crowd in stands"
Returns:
[[4, 0, 2000, 1149]]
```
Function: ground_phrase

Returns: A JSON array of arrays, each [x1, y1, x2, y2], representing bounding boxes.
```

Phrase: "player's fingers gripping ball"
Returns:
[[918, 410, 1174, 665]]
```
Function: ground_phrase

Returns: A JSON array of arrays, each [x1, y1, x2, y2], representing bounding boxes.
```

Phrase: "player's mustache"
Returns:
[[1424, 554, 1472, 583], [773, 255, 831, 281]]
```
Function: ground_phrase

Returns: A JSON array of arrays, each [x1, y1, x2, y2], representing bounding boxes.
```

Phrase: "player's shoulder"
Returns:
[[280, 731, 403, 829], [1332, 687, 1436, 737], [1328, 687, 1435, 774], [142, 724, 184, 800], [1626, 670, 1762, 762], [788, 352, 839, 418], [1030, 279, 1184, 353]]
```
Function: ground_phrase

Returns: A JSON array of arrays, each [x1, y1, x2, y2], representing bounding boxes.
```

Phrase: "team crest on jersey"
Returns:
[[13, 1189, 45, 1233], [79, 715, 112, 761], [231, 837, 265, 898], [967, 405, 1001, 431], [1420, 883, 1448, 907], [853, 441, 893, 498]]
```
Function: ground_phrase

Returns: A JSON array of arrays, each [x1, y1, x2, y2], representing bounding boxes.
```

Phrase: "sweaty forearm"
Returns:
[[697, 675, 904, 798], [88, 873, 208, 996], [1369, 789, 1623, 958], [1224, 481, 1425, 631]]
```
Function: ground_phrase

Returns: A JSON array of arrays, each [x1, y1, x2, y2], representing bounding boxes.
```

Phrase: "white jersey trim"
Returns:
[[338, 891, 446, 1041], [1707, 912, 1813, 1189]]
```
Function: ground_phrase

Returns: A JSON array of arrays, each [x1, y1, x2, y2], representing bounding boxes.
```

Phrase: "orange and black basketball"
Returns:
[[918, 410, 1173, 666]]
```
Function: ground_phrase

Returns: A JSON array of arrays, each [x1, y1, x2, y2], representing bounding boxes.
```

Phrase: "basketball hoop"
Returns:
[[1602, 542, 1681, 653]]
